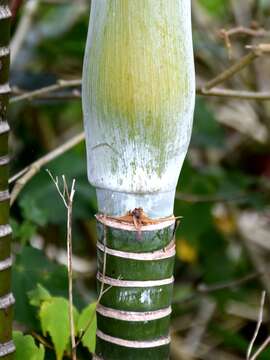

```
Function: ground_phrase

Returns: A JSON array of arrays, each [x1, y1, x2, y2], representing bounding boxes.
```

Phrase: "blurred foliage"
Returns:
[[8, 0, 270, 359], [13, 331, 45, 360]]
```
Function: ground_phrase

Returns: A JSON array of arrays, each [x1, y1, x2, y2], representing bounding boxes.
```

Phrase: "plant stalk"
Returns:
[[82, 1, 195, 358], [94, 214, 176, 360], [0, 1, 15, 359]]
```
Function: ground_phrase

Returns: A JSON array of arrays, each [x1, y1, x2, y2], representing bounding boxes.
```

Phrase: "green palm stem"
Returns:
[[0, 1, 15, 359], [93, 214, 177, 359], [82, 1, 195, 359]]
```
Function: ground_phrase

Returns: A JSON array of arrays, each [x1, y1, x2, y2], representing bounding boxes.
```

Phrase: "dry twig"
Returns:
[[184, 297, 216, 355], [11, 79, 82, 103], [198, 44, 270, 101], [247, 291, 266, 359], [10, 131, 84, 205], [47, 171, 77, 360], [250, 336, 270, 360], [76, 227, 112, 347], [11, 0, 40, 64], [9, 45, 270, 104], [219, 26, 269, 59]]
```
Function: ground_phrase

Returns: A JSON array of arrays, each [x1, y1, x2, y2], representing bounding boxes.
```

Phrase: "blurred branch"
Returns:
[[202, 51, 257, 90], [197, 272, 261, 294], [9, 131, 84, 205], [247, 291, 266, 359], [219, 26, 269, 59], [175, 271, 262, 305], [184, 297, 216, 355], [198, 44, 270, 100], [11, 0, 40, 64], [9, 45, 270, 103], [250, 336, 270, 360], [11, 79, 82, 103], [197, 87, 270, 100]]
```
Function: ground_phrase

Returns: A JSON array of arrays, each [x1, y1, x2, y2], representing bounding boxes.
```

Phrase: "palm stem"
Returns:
[[94, 214, 176, 359], [0, 1, 15, 359]]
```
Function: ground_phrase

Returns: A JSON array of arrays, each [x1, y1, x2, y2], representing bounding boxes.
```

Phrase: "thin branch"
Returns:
[[184, 297, 216, 355], [10, 0, 40, 64], [250, 336, 270, 360], [10, 79, 82, 103], [97, 226, 107, 304], [76, 227, 111, 347], [175, 271, 262, 305], [47, 171, 77, 360], [219, 26, 269, 59], [202, 51, 257, 91], [31, 331, 54, 350], [220, 26, 268, 39], [9, 131, 84, 205], [197, 87, 270, 100], [198, 272, 261, 294], [198, 44, 270, 100], [9, 45, 270, 106], [247, 291, 266, 360]]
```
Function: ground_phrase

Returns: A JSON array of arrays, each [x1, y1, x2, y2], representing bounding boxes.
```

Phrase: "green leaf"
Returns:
[[39, 297, 79, 360], [28, 284, 51, 307], [13, 331, 45, 360], [19, 150, 97, 225], [198, 0, 229, 17], [77, 302, 97, 354], [11, 218, 37, 246], [20, 197, 47, 227], [192, 98, 225, 149], [12, 247, 69, 328]]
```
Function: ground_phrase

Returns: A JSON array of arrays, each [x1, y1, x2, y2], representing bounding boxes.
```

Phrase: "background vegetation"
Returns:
[[8, 0, 270, 359]]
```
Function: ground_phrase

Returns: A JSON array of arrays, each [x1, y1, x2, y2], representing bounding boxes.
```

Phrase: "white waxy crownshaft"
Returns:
[[82, 0, 195, 218]]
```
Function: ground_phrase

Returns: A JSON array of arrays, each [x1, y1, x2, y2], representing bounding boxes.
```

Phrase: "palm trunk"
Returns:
[[94, 214, 176, 359], [82, 1, 195, 358], [0, 2, 15, 359]]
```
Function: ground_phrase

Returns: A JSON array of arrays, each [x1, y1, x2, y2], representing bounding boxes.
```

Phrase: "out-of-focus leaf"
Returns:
[[200, 229, 235, 305], [18, 149, 97, 225], [192, 98, 225, 149], [12, 247, 69, 327], [20, 197, 47, 227], [77, 303, 97, 354], [13, 331, 45, 360], [28, 284, 51, 307], [40, 297, 79, 360], [198, 0, 229, 17], [11, 218, 37, 246]]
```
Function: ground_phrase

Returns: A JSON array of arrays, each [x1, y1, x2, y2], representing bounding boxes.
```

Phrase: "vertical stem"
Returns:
[[67, 199, 76, 360], [0, 1, 15, 359], [94, 215, 176, 360]]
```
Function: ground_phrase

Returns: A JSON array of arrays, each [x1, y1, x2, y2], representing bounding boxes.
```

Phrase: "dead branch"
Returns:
[[11, 79, 82, 103], [247, 291, 266, 359], [47, 171, 77, 360], [197, 87, 270, 100], [219, 26, 269, 59], [10, 131, 84, 205], [11, 0, 40, 64], [9, 45, 270, 104]]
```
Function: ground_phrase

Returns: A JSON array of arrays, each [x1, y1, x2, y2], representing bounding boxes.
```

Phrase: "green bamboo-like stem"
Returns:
[[94, 215, 176, 360], [0, 1, 15, 359], [82, 1, 194, 358]]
